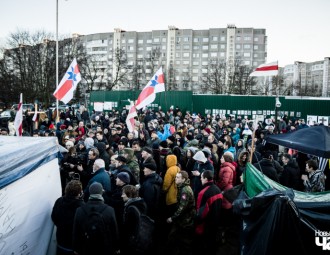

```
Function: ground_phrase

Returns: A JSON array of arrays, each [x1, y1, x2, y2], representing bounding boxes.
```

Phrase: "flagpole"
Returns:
[[56, 0, 59, 123]]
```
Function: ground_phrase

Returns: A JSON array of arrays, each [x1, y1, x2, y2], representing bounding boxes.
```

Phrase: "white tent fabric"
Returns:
[[0, 137, 61, 255]]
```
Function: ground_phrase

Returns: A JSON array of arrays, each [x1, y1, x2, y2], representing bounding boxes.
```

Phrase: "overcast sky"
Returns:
[[1, 0, 329, 66]]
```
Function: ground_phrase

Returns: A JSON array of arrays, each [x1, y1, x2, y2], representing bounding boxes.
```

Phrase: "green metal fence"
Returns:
[[89, 91, 330, 121]]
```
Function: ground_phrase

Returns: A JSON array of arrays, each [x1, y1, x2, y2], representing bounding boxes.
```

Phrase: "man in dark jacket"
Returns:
[[139, 162, 163, 220], [195, 170, 223, 255], [52, 180, 84, 255], [280, 153, 301, 190], [73, 182, 119, 255], [253, 151, 279, 182], [96, 142, 110, 171]]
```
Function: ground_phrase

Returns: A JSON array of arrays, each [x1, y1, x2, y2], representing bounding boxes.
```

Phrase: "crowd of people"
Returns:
[[1, 104, 328, 255]]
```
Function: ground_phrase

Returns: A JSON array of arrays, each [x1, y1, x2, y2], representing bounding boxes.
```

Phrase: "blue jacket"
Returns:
[[84, 167, 111, 197]]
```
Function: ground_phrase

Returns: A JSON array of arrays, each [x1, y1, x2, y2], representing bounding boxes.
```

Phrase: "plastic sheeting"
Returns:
[[244, 163, 330, 202], [235, 163, 330, 255], [0, 136, 59, 189]]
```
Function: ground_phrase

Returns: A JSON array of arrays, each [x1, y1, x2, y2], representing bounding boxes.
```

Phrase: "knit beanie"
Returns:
[[117, 172, 130, 184]]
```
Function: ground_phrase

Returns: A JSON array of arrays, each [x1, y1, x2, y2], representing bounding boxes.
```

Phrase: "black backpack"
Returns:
[[129, 205, 155, 253], [82, 205, 108, 251]]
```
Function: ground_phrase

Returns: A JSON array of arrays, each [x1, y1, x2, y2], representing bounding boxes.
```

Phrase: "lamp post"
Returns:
[[56, 0, 59, 122], [275, 97, 281, 133]]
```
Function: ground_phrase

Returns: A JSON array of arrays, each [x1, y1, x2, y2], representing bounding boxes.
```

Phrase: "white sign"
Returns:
[[94, 102, 104, 112], [0, 159, 61, 255]]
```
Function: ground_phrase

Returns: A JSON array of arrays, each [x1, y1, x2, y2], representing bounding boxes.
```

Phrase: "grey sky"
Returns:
[[1, 0, 329, 66]]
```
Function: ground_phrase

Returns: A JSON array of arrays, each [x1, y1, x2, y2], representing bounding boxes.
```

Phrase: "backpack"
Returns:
[[129, 205, 155, 253], [82, 205, 108, 250]]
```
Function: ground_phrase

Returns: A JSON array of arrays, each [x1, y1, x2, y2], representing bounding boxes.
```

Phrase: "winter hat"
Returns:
[[203, 128, 211, 135], [144, 162, 157, 171], [193, 151, 207, 163], [116, 155, 127, 163], [159, 140, 168, 148], [89, 182, 103, 195], [123, 148, 134, 158], [202, 148, 212, 157], [189, 139, 199, 147], [142, 147, 153, 155], [117, 172, 130, 184]]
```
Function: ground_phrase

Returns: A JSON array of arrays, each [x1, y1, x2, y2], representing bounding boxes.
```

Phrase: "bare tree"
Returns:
[[107, 48, 132, 90], [201, 58, 227, 94], [228, 59, 256, 95]]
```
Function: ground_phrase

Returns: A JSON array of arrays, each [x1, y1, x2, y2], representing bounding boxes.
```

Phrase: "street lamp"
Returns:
[[275, 97, 281, 132]]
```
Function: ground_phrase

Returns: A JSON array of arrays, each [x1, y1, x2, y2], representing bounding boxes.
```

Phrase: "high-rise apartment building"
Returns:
[[282, 57, 330, 97], [80, 25, 267, 93]]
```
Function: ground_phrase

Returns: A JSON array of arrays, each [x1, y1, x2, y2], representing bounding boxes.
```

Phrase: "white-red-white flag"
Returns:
[[14, 93, 23, 136], [125, 104, 137, 132], [135, 67, 165, 110], [250, 61, 278, 77], [53, 58, 81, 104], [32, 108, 38, 122]]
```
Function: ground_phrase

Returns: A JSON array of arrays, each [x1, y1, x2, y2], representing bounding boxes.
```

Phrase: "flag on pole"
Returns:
[[53, 58, 81, 104], [125, 104, 137, 133], [249, 61, 279, 77], [135, 67, 165, 110], [14, 93, 23, 136]]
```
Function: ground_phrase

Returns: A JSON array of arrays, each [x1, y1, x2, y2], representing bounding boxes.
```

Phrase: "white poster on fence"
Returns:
[[0, 159, 61, 255]]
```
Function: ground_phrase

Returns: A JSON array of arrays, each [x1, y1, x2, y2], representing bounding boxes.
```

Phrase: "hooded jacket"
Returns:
[[124, 148, 140, 182], [163, 155, 180, 205]]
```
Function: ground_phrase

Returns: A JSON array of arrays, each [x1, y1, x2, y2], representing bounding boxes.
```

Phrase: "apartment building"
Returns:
[[282, 57, 330, 97], [80, 25, 267, 92]]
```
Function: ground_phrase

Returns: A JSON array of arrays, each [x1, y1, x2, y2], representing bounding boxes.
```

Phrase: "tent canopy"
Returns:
[[265, 125, 330, 158]]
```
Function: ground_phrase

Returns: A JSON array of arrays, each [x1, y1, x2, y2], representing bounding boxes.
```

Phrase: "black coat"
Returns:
[[280, 160, 301, 190], [73, 199, 119, 255], [51, 196, 84, 249], [253, 159, 279, 182], [139, 173, 163, 219]]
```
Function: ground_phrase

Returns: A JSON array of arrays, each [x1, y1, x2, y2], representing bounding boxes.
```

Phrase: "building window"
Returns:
[[147, 39, 152, 43], [211, 44, 218, 49], [220, 52, 225, 57], [254, 45, 258, 50], [244, 44, 251, 49], [254, 37, 259, 42], [175, 60, 181, 65], [202, 38, 209, 42], [183, 37, 189, 42], [244, 60, 250, 65], [244, 36, 251, 41], [193, 45, 200, 50], [254, 53, 258, 58], [202, 53, 208, 58], [128, 46, 134, 51], [138, 39, 143, 44], [192, 76, 199, 82], [212, 36, 218, 41], [183, 45, 190, 50], [162, 38, 167, 42], [146, 46, 152, 51], [236, 36, 241, 41], [183, 60, 189, 65], [122, 39, 126, 43], [192, 53, 200, 58], [236, 44, 241, 49], [192, 69, 199, 73], [202, 69, 208, 73], [210, 52, 217, 57], [202, 61, 208, 66], [128, 39, 134, 43], [193, 38, 199, 42], [193, 61, 199, 66], [220, 44, 225, 49], [244, 52, 251, 57], [183, 52, 190, 57], [220, 36, 226, 41], [202, 45, 209, 50], [162, 45, 166, 50], [176, 53, 181, 58], [154, 38, 160, 43]]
